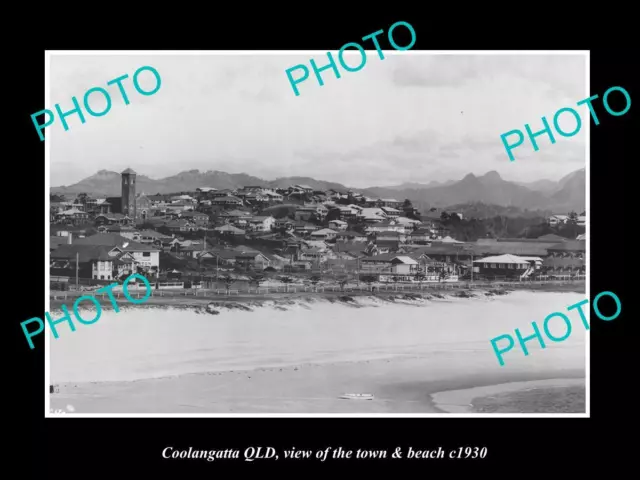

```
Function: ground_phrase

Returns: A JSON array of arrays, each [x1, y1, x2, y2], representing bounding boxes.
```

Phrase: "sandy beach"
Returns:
[[49, 290, 587, 414]]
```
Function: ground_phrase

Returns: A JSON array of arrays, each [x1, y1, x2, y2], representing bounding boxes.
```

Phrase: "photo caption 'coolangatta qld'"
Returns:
[[47, 51, 588, 416]]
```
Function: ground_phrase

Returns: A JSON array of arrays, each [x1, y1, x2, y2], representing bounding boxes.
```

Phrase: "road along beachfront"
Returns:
[[490, 290, 621, 366], [22, 273, 151, 350]]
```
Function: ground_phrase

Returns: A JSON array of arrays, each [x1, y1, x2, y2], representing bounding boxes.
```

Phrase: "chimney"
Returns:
[[67, 233, 73, 245]]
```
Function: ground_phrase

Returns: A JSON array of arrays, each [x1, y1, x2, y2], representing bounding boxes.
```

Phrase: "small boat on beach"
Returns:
[[339, 393, 374, 400]]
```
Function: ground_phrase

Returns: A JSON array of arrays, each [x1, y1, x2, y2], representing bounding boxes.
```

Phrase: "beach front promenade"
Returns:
[[49, 279, 585, 310]]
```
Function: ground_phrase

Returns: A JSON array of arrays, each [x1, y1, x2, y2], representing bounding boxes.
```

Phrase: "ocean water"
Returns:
[[49, 291, 588, 383]]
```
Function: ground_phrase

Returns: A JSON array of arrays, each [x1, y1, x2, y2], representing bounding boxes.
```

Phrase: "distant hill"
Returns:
[[515, 178, 558, 193], [370, 179, 456, 191], [52, 170, 156, 196], [265, 176, 350, 192], [556, 168, 585, 191], [550, 168, 585, 213], [442, 202, 552, 219], [394, 171, 553, 210], [51, 167, 586, 213], [51, 170, 352, 197]]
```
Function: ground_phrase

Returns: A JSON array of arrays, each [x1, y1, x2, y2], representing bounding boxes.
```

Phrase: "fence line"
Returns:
[[50, 278, 584, 302]]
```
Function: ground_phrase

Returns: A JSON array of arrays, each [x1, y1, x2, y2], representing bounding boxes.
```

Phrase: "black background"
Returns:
[[13, 11, 633, 475]]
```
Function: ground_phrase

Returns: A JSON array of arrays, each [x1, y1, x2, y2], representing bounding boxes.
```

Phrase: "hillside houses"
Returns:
[[49, 175, 587, 286]]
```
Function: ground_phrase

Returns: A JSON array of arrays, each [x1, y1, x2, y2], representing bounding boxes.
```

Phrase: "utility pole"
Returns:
[[470, 251, 474, 284], [75, 252, 79, 289], [201, 227, 206, 286]]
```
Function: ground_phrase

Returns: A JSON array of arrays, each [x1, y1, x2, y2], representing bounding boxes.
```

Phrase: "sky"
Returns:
[[49, 52, 587, 189]]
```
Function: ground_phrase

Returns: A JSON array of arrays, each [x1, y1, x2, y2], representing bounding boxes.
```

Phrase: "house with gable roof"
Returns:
[[72, 233, 161, 272]]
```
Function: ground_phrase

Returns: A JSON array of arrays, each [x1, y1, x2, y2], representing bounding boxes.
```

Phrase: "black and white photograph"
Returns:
[[46, 51, 588, 416]]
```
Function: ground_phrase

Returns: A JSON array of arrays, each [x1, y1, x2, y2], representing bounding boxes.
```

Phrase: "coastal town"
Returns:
[[49, 168, 586, 297], [46, 53, 590, 419]]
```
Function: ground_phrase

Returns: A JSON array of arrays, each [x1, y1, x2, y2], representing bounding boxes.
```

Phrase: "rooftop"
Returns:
[[73, 233, 160, 251], [546, 240, 586, 252], [51, 245, 130, 263], [474, 254, 534, 264]]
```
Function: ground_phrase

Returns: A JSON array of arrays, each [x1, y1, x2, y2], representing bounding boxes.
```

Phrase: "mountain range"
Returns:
[[51, 168, 585, 213]]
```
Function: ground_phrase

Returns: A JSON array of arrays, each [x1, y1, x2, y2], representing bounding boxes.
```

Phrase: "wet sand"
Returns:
[[51, 347, 585, 414], [431, 378, 586, 413]]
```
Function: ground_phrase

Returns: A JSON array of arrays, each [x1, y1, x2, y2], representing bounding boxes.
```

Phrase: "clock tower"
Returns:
[[121, 168, 137, 220]]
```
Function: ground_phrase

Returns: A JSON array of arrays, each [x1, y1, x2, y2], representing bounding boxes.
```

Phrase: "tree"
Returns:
[[415, 271, 426, 288], [221, 274, 236, 295], [361, 274, 378, 291], [407, 208, 421, 221], [325, 208, 341, 223], [568, 211, 578, 224], [309, 275, 321, 292], [440, 211, 450, 221], [250, 273, 265, 288], [335, 274, 350, 292], [279, 275, 294, 292]]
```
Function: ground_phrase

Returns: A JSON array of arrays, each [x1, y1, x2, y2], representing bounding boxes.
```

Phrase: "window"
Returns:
[[100, 275, 104, 280], [491, 263, 496, 268], [143, 252, 151, 257], [94, 275, 98, 279]]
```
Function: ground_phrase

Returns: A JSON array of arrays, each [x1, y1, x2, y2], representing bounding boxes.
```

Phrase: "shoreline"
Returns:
[[430, 378, 586, 413], [48, 288, 586, 414], [49, 355, 585, 414], [48, 281, 585, 312]]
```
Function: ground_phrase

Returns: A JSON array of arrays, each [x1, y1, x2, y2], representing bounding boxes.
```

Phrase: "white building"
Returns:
[[549, 214, 569, 226], [328, 219, 348, 231], [310, 228, 338, 241], [247, 216, 275, 232], [112, 241, 161, 270]]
